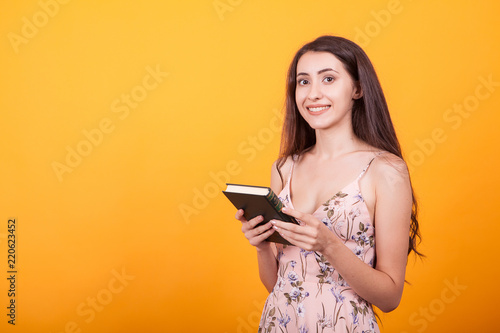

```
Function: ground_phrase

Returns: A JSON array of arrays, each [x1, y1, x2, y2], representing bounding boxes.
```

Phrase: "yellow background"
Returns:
[[1, 1, 499, 332]]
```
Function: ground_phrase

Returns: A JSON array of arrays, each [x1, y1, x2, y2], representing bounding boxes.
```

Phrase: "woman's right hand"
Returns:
[[235, 209, 275, 250]]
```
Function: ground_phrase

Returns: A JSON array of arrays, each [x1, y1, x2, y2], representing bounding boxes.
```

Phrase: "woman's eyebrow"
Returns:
[[318, 68, 339, 74], [297, 68, 339, 77]]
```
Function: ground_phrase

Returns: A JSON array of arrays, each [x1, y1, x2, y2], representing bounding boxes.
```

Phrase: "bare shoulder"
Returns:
[[370, 152, 411, 194], [270, 156, 294, 193], [373, 152, 408, 173]]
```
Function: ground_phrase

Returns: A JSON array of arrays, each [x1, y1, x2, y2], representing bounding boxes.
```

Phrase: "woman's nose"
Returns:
[[307, 81, 322, 100]]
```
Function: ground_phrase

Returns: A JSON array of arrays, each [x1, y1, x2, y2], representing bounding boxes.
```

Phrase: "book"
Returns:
[[222, 183, 299, 245]]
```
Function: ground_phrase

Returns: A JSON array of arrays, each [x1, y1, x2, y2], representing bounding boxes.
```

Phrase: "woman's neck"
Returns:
[[310, 122, 367, 160]]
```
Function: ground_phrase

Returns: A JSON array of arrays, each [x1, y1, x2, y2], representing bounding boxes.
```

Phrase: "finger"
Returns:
[[249, 228, 276, 246], [247, 215, 265, 228], [270, 224, 299, 246], [246, 223, 273, 244], [272, 225, 314, 249], [245, 220, 272, 238], [241, 216, 265, 235], [271, 219, 301, 233], [249, 227, 276, 246], [282, 206, 311, 224], [235, 209, 246, 222], [271, 219, 318, 242]]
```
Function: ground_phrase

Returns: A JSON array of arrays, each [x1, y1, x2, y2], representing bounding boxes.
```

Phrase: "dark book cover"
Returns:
[[223, 183, 299, 245]]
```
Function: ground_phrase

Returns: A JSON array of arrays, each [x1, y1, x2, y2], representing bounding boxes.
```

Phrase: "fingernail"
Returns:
[[282, 207, 288, 212], [273, 226, 278, 230], [271, 220, 276, 224]]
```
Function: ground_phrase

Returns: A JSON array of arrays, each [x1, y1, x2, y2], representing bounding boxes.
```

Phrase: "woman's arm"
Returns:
[[236, 210, 278, 292], [271, 156, 412, 312], [235, 160, 288, 292]]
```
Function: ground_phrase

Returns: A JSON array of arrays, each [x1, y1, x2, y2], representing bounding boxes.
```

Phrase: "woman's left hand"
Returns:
[[271, 207, 337, 252]]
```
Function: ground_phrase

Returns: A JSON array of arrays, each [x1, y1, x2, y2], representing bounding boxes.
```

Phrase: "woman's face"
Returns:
[[295, 51, 362, 131]]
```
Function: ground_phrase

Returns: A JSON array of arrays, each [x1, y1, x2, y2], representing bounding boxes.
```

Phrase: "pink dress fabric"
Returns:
[[258, 155, 380, 333]]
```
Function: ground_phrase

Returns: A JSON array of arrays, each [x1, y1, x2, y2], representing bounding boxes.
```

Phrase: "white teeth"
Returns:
[[308, 106, 329, 112]]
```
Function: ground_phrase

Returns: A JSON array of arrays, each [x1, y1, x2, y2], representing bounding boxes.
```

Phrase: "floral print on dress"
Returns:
[[258, 156, 380, 333]]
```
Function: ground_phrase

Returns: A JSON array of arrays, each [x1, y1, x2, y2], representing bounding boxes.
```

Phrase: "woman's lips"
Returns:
[[306, 105, 331, 115]]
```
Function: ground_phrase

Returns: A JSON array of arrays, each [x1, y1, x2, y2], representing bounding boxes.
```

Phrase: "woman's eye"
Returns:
[[323, 76, 334, 83], [297, 79, 309, 86]]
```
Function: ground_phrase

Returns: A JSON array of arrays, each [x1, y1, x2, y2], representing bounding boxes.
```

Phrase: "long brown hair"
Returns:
[[277, 35, 422, 257]]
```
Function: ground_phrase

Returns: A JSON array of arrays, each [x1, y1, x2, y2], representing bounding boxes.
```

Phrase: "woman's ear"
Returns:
[[353, 81, 363, 100]]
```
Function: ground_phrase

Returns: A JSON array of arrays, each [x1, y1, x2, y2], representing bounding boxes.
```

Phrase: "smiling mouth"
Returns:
[[307, 106, 330, 112]]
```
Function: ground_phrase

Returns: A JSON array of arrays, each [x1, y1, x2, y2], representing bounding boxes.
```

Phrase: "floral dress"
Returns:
[[258, 155, 380, 333]]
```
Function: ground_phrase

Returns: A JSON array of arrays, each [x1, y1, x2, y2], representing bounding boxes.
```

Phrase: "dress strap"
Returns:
[[356, 151, 384, 181], [286, 154, 298, 186]]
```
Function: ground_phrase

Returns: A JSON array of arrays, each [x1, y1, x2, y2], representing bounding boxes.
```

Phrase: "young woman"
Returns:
[[235, 36, 421, 332]]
